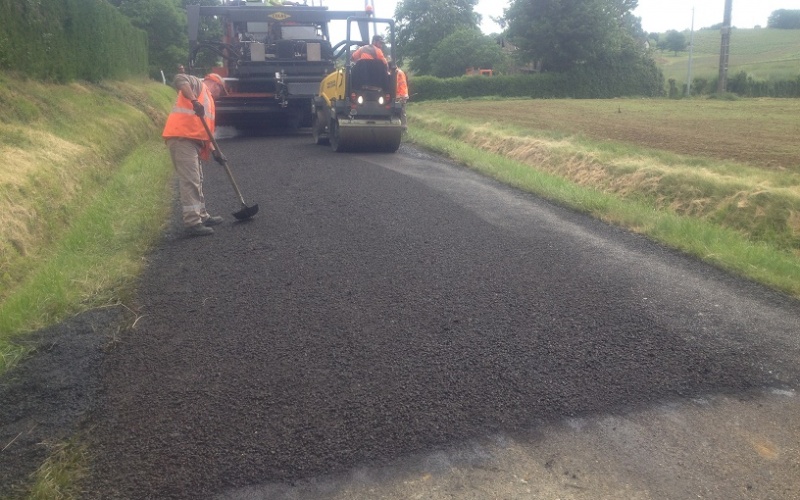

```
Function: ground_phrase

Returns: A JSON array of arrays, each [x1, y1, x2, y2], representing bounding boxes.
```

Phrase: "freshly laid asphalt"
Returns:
[[3, 134, 799, 499]]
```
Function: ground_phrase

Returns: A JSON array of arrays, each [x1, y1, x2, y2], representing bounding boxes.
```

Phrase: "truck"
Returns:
[[186, 1, 368, 130]]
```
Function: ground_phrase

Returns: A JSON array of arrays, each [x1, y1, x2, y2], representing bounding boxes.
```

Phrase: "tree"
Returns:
[[428, 28, 506, 78], [110, 0, 187, 79], [662, 30, 687, 55], [504, 0, 643, 72], [768, 10, 800, 29], [111, 0, 221, 80], [394, 0, 480, 75]]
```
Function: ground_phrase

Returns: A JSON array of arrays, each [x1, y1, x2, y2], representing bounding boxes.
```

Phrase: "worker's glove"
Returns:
[[212, 149, 226, 165], [191, 99, 205, 117]]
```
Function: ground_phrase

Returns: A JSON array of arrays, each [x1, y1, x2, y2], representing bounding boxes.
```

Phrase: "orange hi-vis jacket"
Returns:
[[162, 81, 215, 142], [396, 68, 408, 98], [352, 44, 387, 64]]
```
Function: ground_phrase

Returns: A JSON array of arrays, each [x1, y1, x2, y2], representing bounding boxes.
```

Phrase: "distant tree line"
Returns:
[[6, 0, 794, 97]]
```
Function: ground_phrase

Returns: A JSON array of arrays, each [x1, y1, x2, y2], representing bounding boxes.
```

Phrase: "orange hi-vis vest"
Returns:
[[352, 44, 387, 63], [396, 68, 408, 98], [162, 83, 215, 141]]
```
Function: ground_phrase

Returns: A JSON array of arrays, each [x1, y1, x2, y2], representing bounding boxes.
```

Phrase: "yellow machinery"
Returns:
[[312, 17, 404, 152]]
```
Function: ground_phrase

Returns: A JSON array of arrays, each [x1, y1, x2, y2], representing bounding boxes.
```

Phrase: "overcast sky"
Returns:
[[321, 0, 794, 36], [633, 0, 791, 32]]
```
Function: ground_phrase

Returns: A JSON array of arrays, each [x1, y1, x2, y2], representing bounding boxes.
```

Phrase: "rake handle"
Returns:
[[197, 115, 247, 207]]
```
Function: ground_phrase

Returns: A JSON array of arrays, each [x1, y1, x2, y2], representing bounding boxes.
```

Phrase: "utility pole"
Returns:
[[717, 0, 733, 93], [365, 0, 377, 38], [686, 7, 695, 96]]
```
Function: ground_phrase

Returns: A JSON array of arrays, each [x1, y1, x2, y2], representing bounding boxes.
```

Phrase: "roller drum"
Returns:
[[331, 120, 402, 153]]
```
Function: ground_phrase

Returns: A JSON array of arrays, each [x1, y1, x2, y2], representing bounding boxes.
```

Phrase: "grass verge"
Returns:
[[0, 76, 175, 499], [0, 142, 173, 372], [0, 77, 174, 374], [406, 102, 800, 299], [22, 438, 89, 500]]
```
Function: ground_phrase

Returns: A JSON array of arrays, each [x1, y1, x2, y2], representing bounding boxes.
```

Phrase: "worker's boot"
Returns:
[[186, 223, 214, 236], [203, 215, 224, 227]]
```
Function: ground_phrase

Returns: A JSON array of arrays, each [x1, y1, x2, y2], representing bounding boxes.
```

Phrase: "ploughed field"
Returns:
[[416, 98, 800, 171]]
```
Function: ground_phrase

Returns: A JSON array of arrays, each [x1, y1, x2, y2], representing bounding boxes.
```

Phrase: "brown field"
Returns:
[[416, 98, 800, 171]]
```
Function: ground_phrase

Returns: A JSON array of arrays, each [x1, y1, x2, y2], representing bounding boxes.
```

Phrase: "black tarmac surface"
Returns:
[[2, 135, 799, 499]]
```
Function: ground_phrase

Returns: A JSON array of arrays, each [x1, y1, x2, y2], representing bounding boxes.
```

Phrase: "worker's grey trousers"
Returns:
[[397, 97, 408, 128], [166, 137, 210, 227]]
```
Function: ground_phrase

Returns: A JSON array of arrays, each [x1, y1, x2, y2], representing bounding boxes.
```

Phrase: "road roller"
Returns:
[[311, 17, 404, 153]]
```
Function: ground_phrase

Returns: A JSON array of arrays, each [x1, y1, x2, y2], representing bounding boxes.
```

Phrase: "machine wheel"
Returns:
[[312, 112, 328, 145], [379, 131, 402, 153], [329, 119, 344, 152]]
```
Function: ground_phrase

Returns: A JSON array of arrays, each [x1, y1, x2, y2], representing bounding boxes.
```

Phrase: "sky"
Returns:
[[633, 0, 792, 32], [319, 0, 795, 38]]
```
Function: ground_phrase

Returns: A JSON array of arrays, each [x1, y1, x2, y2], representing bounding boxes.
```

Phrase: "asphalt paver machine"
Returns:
[[186, 1, 366, 129]]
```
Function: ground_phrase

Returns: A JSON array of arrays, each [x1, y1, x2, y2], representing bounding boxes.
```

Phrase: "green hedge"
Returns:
[[683, 72, 800, 98], [0, 0, 148, 82], [410, 56, 665, 101], [725, 71, 800, 97], [410, 73, 561, 101]]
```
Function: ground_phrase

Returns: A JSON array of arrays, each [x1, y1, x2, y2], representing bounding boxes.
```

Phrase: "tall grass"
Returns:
[[0, 78, 175, 373], [0, 76, 176, 499], [0, 143, 173, 372], [23, 438, 88, 500]]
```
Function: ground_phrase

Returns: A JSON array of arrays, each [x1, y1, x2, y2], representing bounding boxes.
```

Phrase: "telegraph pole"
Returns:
[[686, 7, 695, 96], [717, 0, 733, 93]]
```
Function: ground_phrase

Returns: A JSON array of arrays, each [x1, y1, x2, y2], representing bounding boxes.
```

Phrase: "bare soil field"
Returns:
[[417, 98, 800, 171]]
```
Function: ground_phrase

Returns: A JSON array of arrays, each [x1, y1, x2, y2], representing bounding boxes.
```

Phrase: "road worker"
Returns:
[[391, 60, 409, 130], [162, 72, 228, 236], [351, 34, 388, 65]]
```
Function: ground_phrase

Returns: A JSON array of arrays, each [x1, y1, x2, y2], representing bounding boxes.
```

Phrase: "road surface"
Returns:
[[2, 133, 798, 499]]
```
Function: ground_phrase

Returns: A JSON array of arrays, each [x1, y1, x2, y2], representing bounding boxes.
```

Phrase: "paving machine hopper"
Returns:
[[311, 17, 404, 153], [186, 1, 366, 130]]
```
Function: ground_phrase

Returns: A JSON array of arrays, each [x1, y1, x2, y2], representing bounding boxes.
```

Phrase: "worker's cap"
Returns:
[[204, 73, 228, 95]]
